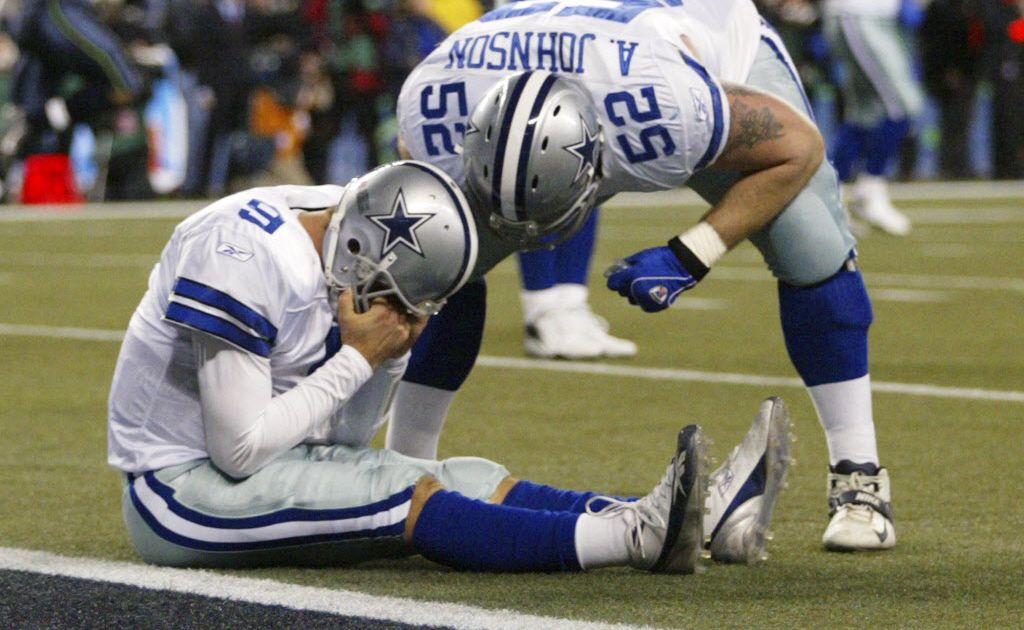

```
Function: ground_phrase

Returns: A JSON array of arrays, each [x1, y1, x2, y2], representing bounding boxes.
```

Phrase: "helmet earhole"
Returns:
[[531, 175, 539, 190], [485, 126, 493, 141], [553, 105, 561, 116], [482, 165, 489, 178], [347, 238, 361, 254], [541, 137, 549, 151]]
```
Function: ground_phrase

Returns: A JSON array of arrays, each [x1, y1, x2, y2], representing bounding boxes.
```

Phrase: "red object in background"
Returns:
[[21, 154, 84, 204], [1009, 18, 1024, 44]]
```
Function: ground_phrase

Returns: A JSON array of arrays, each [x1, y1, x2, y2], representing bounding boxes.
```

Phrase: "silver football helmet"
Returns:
[[463, 70, 603, 250], [323, 161, 478, 316]]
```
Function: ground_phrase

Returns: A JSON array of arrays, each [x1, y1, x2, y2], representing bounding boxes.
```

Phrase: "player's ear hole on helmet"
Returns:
[[347, 238, 361, 255]]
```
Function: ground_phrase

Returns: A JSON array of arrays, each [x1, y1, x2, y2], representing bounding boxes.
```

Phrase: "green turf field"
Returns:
[[1, 190, 1022, 628]]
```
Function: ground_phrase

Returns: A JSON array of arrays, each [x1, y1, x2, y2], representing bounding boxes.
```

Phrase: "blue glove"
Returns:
[[604, 238, 709, 312]]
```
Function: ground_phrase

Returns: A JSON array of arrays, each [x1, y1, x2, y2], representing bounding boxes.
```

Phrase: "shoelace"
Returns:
[[584, 462, 675, 562], [831, 472, 883, 518], [835, 471, 880, 494]]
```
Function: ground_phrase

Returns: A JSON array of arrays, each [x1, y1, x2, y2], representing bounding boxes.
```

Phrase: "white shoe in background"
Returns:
[[851, 175, 911, 236]]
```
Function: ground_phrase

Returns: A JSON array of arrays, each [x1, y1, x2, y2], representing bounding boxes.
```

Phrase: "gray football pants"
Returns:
[[824, 14, 925, 127], [122, 444, 509, 568]]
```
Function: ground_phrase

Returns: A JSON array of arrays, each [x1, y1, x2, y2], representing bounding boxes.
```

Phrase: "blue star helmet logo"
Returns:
[[367, 189, 435, 257], [563, 116, 599, 183]]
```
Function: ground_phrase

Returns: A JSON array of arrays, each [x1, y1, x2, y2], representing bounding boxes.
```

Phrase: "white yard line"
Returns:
[[0, 548, 650, 630], [601, 181, 1023, 209], [4, 323, 1022, 404]]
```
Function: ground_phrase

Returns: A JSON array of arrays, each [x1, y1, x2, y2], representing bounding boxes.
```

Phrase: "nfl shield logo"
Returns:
[[648, 285, 669, 304]]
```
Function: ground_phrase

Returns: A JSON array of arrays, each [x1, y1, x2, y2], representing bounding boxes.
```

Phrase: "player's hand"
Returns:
[[604, 246, 698, 312], [337, 290, 413, 367]]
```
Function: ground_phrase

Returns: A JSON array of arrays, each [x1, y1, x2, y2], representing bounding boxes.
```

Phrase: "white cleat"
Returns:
[[822, 465, 896, 551], [705, 397, 793, 564], [851, 175, 911, 236], [524, 306, 637, 360], [586, 424, 709, 574]]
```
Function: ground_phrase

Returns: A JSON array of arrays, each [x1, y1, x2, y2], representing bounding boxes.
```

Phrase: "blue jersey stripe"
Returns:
[[679, 52, 726, 171], [166, 303, 272, 357], [143, 471, 414, 528], [172, 278, 277, 342], [514, 73, 558, 218], [129, 484, 406, 552]]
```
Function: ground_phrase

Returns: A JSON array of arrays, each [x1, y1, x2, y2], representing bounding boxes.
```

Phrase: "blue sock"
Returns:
[[831, 123, 868, 183], [778, 264, 873, 386], [865, 118, 910, 176], [402, 279, 486, 390], [517, 207, 600, 289], [412, 490, 582, 572], [517, 246, 557, 291], [503, 480, 621, 514], [555, 208, 599, 284]]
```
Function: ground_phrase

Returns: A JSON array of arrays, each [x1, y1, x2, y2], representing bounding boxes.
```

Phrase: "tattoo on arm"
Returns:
[[724, 85, 784, 151]]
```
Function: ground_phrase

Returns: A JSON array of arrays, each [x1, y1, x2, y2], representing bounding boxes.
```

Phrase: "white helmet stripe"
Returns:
[[495, 71, 552, 223]]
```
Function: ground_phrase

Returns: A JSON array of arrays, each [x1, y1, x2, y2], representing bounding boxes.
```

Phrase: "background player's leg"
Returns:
[[518, 210, 636, 360], [387, 280, 487, 459]]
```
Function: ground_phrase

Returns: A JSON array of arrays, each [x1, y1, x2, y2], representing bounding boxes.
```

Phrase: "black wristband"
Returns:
[[667, 236, 710, 282]]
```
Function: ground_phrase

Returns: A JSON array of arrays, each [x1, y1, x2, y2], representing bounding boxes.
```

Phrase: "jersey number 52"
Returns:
[[419, 82, 468, 156], [604, 86, 676, 164]]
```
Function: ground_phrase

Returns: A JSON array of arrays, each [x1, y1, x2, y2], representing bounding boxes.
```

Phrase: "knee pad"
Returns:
[[435, 456, 511, 501], [778, 264, 873, 386], [403, 279, 486, 391]]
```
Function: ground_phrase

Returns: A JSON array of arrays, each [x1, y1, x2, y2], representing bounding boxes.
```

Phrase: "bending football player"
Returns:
[[392, 0, 895, 552], [108, 160, 790, 570]]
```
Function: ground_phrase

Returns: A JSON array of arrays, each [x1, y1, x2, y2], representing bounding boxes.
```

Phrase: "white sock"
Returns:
[[384, 382, 456, 460], [519, 287, 562, 325], [807, 374, 879, 466], [574, 512, 631, 570], [553, 283, 588, 308]]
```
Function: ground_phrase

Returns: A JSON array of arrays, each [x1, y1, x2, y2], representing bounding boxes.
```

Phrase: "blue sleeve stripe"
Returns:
[[679, 52, 726, 171], [166, 303, 272, 357], [172, 278, 277, 342]]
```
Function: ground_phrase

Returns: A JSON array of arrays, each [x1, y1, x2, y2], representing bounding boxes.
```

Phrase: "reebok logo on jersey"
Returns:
[[690, 88, 708, 122], [648, 285, 669, 304], [217, 242, 254, 262]]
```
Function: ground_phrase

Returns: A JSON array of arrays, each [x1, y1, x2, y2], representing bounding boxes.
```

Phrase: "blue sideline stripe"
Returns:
[[404, 162, 474, 297], [491, 70, 534, 220], [514, 73, 558, 220], [142, 471, 414, 528], [166, 303, 271, 357], [172, 278, 277, 342], [129, 484, 406, 552], [679, 53, 725, 171]]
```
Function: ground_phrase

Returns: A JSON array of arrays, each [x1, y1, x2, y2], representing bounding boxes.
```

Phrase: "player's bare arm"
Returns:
[[703, 82, 825, 248]]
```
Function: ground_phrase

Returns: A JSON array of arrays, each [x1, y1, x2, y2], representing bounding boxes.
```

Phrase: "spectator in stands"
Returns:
[[919, 0, 987, 180], [168, 0, 254, 197]]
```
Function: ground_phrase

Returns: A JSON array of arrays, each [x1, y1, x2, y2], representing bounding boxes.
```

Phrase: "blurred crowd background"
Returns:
[[0, 0, 1021, 204]]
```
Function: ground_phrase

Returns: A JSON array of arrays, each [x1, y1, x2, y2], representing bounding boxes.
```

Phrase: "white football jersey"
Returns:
[[398, 0, 762, 197], [108, 185, 347, 473]]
